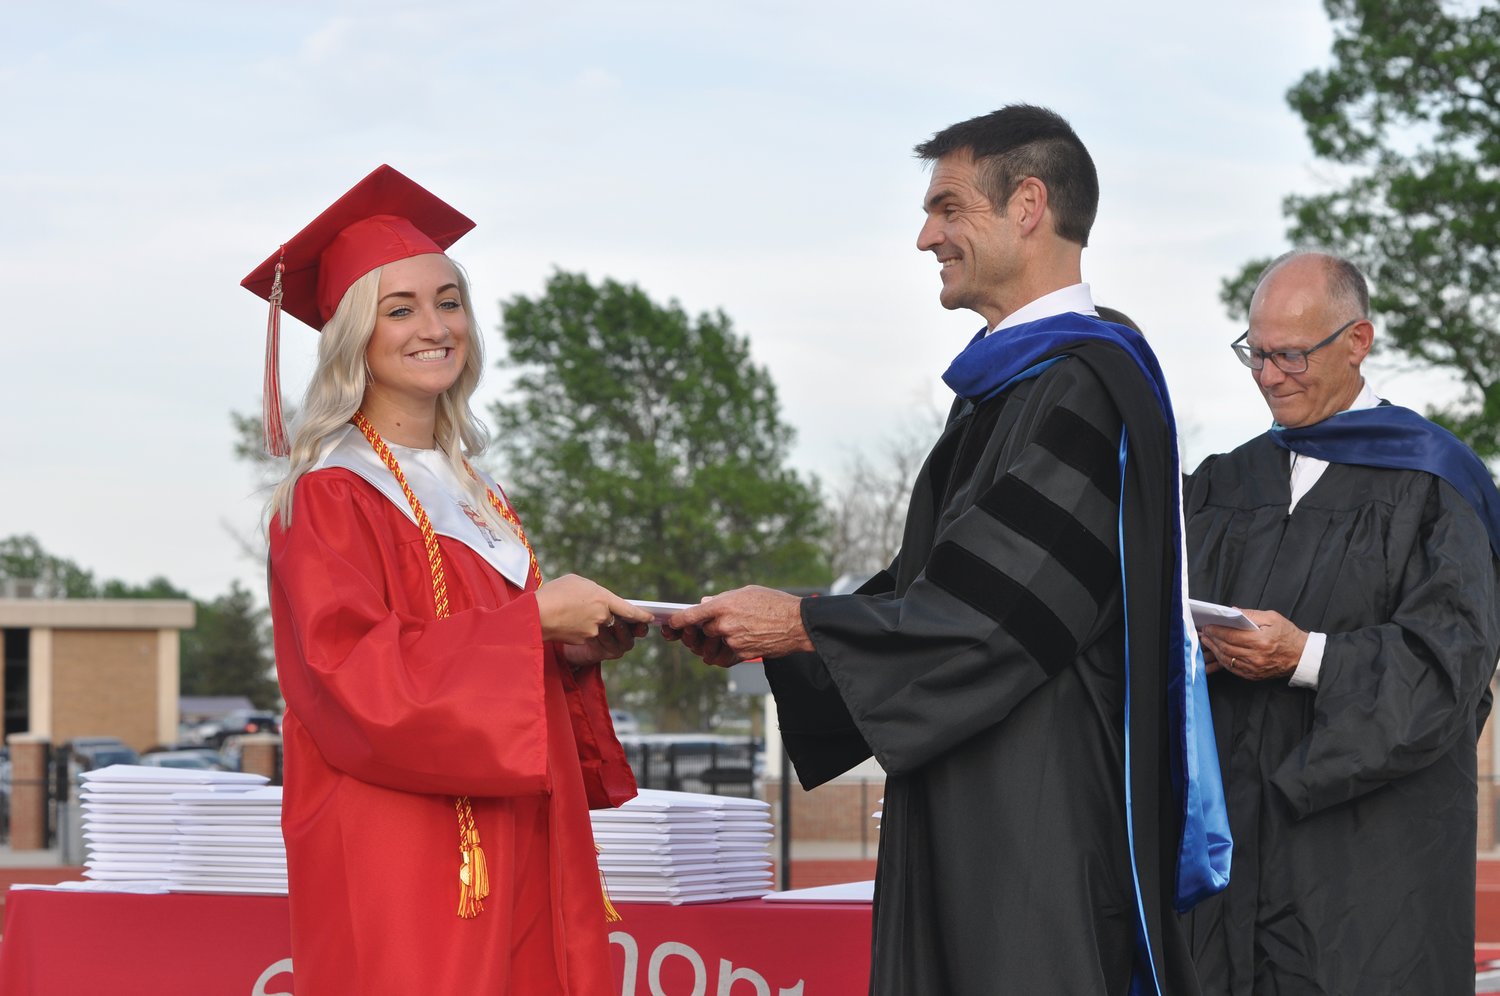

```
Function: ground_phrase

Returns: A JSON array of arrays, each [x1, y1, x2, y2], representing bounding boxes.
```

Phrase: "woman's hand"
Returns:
[[535, 574, 653, 646]]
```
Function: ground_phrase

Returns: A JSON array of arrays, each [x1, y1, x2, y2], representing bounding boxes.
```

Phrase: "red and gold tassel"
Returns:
[[262, 252, 290, 457], [456, 796, 490, 918], [596, 843, 622, 923]]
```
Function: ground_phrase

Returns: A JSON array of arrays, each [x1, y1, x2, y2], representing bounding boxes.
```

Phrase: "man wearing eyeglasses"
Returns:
[[1183, 249, 1500, 995]]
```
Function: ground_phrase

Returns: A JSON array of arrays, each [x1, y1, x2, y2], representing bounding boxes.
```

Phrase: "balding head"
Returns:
[[1252, 251, 1369, 323], [1243, 251, 1373, 428]]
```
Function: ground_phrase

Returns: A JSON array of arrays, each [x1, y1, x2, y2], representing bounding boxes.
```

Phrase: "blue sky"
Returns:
[[1, 1, 1459, 600]]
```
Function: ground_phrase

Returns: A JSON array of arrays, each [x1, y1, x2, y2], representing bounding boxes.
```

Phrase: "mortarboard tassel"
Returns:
[[262, 253, 290, 457]]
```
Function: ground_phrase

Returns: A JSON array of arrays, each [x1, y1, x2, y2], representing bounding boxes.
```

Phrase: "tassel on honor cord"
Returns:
[[456, 797, 490, 918], [597, 843, 622, 923]]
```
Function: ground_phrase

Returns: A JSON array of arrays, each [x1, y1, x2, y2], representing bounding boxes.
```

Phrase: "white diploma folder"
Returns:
[[626, 599, 693, 624], [1188, 598, 1259, 631]]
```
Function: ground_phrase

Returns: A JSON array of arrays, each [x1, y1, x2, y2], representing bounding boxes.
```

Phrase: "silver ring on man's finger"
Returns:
[[1229, 657, 1239, 669]]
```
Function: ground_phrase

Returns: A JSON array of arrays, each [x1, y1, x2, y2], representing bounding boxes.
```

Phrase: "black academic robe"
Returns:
[[1183, 433, 1500, 996], [767, 345, 1198, 996]]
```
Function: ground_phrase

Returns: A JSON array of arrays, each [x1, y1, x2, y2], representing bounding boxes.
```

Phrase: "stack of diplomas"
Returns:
[[592, 788, 775, 903], [77, 765, 276, 893], [168, 786, 286, 894]]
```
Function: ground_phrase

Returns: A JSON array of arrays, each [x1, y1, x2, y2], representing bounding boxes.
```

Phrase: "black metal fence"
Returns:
[[619, 737, 759, 797], [7, 736, 774, 846]]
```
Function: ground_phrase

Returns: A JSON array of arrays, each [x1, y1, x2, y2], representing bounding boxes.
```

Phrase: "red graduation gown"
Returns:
[[268, 468, 636, 995]]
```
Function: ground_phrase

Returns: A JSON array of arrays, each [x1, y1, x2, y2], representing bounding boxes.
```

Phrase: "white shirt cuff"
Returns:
[[1289, 631, 1327, 688]]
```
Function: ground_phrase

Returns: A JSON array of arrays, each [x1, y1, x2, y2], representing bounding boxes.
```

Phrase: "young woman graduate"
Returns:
[[242, 165, 652, 994]]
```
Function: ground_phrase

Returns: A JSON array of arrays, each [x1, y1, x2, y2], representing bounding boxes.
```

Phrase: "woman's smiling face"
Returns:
[[363, 253, 469, 408]]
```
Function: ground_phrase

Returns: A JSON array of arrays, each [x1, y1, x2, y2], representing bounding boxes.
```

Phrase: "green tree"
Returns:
[[99, 576, 190, 599], [1223, 0, 1500, 458], [490, 271, 828, 729], [181, 581, 280, 709], [1, 535, 193, 602], [0, 534, 97, 597], [230, 409, 291, 478]]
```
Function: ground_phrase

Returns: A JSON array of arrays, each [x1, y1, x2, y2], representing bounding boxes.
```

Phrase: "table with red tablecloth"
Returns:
[[0, 889, 871, 995]]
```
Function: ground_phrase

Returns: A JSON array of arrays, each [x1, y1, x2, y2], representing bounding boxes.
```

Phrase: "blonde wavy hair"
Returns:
[[270, 256, 510, 539]]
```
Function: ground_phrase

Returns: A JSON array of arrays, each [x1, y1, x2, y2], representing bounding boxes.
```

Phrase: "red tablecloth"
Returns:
[[0, 889, 871, 995]]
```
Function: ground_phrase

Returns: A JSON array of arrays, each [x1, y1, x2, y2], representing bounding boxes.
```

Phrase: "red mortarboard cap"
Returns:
[[242, 164, 475, 329], [240, 165, 475, 456]]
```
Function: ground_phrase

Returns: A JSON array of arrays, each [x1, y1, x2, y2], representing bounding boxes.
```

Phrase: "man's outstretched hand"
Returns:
[[663, 586, 813, 667]]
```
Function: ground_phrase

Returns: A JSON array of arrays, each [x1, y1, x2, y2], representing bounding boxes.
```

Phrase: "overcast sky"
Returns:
[[1, 0, 1464, 602]]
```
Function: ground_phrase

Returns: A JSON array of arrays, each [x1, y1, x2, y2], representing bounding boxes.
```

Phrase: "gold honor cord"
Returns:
[[350, 412, 618, 923]]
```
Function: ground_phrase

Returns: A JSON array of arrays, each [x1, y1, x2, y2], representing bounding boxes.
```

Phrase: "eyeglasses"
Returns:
[[1231, 318, 1361, 373]]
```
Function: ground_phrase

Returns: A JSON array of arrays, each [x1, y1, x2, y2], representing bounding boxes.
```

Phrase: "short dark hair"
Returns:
[[914, 105, 1099, 246], [1095, 306, 1141, 332]]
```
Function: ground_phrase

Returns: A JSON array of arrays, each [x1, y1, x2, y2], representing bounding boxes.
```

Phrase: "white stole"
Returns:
[[313, 423, 532, 590]]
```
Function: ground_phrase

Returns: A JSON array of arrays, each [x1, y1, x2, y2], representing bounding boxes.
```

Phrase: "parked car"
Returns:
[[62, 737, 139, 772], [203, 710, 280, 748], [63, 736, 127, 752], [138, 750, 225, 771], [610, 709, 641, 735], [188, 720, 221, 744], [140, 745, 231, 770]]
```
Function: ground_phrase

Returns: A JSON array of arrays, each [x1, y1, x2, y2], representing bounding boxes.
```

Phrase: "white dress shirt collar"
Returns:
[[988, 283, 1098, 336], [1345, 379, 1381, 413]]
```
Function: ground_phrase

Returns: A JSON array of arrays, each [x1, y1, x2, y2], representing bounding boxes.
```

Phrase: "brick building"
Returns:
[[0, 598, 195, 751]]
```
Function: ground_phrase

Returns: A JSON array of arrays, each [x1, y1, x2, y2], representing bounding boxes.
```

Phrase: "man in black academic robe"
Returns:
[[669, 106, 1230, 996], [1185, 250, 1500, 996]]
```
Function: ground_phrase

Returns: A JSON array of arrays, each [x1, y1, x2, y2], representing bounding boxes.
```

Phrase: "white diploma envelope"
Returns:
[[1188, 598, 1259, 631], [626, 599, 694, 624]]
